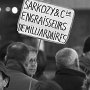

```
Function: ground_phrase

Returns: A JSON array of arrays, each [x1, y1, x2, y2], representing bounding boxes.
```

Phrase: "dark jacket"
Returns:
[[5, 60, 38, 90], [53, 68, 86, 90], [0, 61, 8, 76]]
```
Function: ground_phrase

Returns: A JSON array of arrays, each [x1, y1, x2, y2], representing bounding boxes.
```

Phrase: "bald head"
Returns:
[[55, 48, 79, 69]]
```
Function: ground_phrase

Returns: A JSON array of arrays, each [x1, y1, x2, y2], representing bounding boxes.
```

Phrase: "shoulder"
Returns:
[[6, 71, 38, 90], [7, 70, 38, 83]]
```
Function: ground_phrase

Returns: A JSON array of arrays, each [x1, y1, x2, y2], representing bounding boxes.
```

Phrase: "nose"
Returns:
[[31, 64, 35, 67], [31, 63, 37, 68], [31, 60, 37, 64]]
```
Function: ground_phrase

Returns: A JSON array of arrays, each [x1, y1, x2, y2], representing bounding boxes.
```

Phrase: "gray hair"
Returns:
[[55, 48, 79, 68]]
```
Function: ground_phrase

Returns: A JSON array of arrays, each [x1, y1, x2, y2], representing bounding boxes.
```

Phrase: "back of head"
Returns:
[[55, 48, 79, 69], [5, 42, 30, 63], [32, 80, 63, 90], [83, 36, 90, 53]]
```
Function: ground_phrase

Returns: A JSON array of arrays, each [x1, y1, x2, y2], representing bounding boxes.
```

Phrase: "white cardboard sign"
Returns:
[[17, 0, 75, 44]]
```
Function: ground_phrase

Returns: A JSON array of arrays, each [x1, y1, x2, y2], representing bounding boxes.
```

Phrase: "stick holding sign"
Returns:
[[17, 0, 75, 44]]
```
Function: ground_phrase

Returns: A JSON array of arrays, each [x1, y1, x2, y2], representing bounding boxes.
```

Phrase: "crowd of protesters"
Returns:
[[0, 35, 90, 90]]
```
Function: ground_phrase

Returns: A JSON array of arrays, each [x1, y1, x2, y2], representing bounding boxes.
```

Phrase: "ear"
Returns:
[[3, 78, 9, 87], [75, 58, 80, 70]]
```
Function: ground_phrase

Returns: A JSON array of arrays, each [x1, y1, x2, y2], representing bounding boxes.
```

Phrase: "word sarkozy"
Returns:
[[24, 0, 71, 18]]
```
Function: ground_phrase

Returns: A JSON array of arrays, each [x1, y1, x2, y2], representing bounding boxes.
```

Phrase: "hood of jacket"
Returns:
[[6, 59, 27, 74]]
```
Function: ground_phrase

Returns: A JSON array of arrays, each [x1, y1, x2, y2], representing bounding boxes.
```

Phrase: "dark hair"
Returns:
[[32, 80, 63, 90], [34, 50, 47, 79], [6, 42, 30, 63], [83, 36, 90, 53]]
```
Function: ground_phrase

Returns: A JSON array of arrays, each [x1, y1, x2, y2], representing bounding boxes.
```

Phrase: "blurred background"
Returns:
[[0, 0, 90, 78]]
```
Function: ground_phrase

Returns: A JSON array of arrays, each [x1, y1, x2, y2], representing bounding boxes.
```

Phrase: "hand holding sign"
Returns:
[[17, 0, 74, 44]]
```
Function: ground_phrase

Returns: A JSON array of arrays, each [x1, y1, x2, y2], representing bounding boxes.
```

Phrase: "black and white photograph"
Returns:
[[0, 0, 90, 90]]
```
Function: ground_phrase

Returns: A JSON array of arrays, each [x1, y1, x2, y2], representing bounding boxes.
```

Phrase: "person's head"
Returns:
[[5, 42, 30, 63], [32, 80, 63, 90], [5, 42, 37, 76], [24, 46, 37, 76], [55, 48, 79, 70]]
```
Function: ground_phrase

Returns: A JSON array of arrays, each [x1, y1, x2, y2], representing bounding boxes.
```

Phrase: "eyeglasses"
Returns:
[[29, 58, 37, 63]]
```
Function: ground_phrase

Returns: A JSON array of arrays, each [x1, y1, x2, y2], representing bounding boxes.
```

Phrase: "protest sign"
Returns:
[[17, 0, 74, 44]]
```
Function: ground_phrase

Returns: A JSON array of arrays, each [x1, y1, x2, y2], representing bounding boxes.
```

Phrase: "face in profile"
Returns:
[[24, 52, 37, 76], [0, 72, 9, 90]]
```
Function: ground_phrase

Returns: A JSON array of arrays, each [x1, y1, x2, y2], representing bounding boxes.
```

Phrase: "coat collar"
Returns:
[[56, 68, 86, 78]]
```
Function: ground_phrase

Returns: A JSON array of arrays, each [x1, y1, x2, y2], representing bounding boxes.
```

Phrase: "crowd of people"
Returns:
[[0, 36, 90, 90]]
